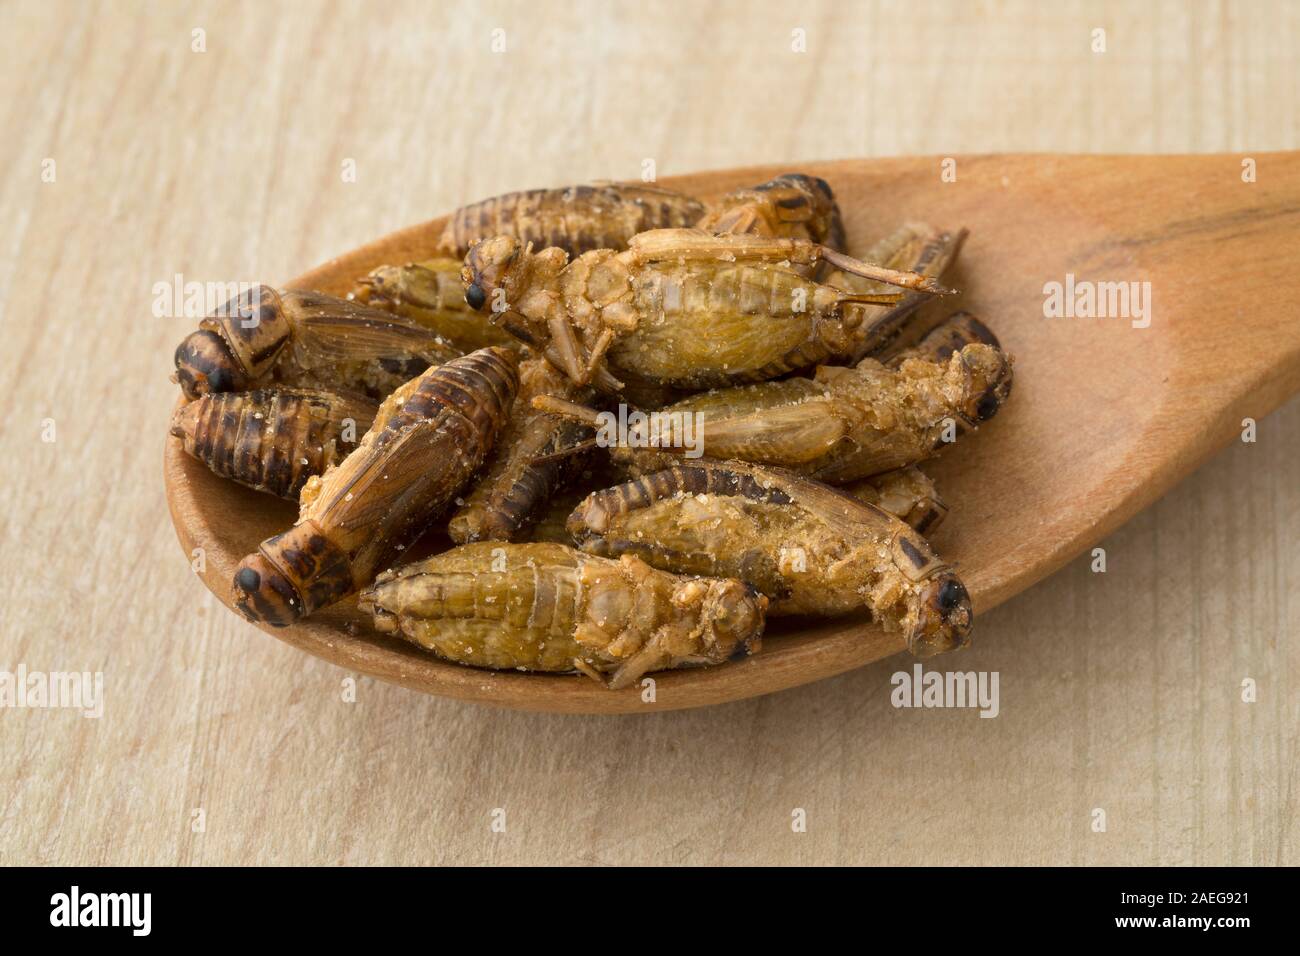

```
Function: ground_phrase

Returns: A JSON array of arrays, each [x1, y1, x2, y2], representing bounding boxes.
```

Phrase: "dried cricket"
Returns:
[[437, 182, 706, 259], [462, 228, 952, 391], [844, 466, 948, 535], [231, 348, 519, 626], [536, 314, 1012, 483], [170, 386, 377, 500], [447, 357, 593, 544], [566, 459, 972, 656], [575, 219, 963, 410], [173, 286, 461, 401], [359, 541, 767, 689], [526, 451, 949, 537], [350, 258, 519, 354], [697, 173, 847, 253]]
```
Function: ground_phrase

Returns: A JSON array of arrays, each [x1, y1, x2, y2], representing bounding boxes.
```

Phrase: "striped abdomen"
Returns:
[[362, 543, 590, 671], [438, 183, 706, 258], [448, 359, 592, 543], [638, 264, 826, 320], [360, 542, 766, 685], [611, 264, 841, 388], [233, 348, 520, 627], [170, 387, 377, 499], [569, 463, 793, 539], [418, 561, 582, 631], [447, 416, 588, 543], [566, 464, 798, 598], [376, 346, 518, 450]]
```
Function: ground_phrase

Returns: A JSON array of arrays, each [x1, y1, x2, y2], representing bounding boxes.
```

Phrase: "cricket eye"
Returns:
[[937, 578, 967, 613], [465, 283, 487, 310], [975, 390, 1002, 421]]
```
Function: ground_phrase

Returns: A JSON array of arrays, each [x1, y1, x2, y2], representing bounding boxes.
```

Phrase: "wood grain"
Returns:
[[2, 0, 1296, 864]]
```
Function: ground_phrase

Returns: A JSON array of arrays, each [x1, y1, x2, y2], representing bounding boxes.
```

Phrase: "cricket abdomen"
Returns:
[[171, 388, 376, 500], [439, 183, 706, 258], [363, 544, 588, 671], [610, 265, 833, 387]]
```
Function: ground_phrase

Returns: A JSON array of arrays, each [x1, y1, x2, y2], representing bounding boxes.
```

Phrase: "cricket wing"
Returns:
[[286, 292, 461, 366], [628, 228, 814, 265], [700, 403, 848, 464], [304, 415, 464, 538]]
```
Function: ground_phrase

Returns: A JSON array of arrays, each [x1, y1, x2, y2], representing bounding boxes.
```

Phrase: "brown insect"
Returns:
[[173, 285, 460, 401], [462, 228, 952, 391], [437, 181, 706, 259], [565, 459, 972, 656], [697, 173, 847, 253], [350, 258, 520, 354], [447, 357, 593, 544], [845, 466, 948, 535], [170, 386, 377, 500], [359, 541, 767, 689], [231, 348, 519, 626], [535, 313, 1012, 484], [523, 461, 947, 541]]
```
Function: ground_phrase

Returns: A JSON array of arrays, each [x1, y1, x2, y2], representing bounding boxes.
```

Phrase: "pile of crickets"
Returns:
[[170, 175, 1013, 690]]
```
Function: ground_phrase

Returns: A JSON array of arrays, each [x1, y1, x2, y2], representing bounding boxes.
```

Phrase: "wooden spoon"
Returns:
[[164, 153, 1300, 714]]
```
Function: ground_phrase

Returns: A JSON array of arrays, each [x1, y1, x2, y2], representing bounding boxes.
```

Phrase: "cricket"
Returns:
[[167, 172, 1017, 690]]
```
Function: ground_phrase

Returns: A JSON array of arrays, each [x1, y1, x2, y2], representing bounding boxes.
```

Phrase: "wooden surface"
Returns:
[[3, 0, 1297, 864]]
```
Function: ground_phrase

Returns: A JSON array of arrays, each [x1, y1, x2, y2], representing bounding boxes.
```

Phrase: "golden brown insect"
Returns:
[[231, 348, 519, 626], [546, 219, 957, 410], [566, 460, 971, 656], [462, 228, 952, 391], [359, 541, 766, 689], [537, 321, 1012, 483], [170, 387, 378, 500], [173, 285, 461, 401], [447, 358, 593, 544], [437, 182, 706, 259], [350, 258, 519, 353], [697, 173, 847, 253], [845, 467, 948, 535]]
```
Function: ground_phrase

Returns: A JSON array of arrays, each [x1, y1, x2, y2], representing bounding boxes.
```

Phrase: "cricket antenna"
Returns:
[[532, 438, 601, 466], [531, 394, 605, 426]]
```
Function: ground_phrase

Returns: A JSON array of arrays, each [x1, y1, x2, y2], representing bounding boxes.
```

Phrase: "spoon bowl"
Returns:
[[165, 153, 1300, 713]]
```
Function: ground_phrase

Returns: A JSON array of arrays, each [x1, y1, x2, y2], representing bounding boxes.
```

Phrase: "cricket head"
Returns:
[[173, 285, 289, 399], [955, 343, 1015, 425], [232, 522, 353, 628], [173, 329, 252, 399], [908, 573, 973, 657], [352, 263, 405, 308], [356, 259, 456, 312], [755, 173, 846, 250], [461, 235, 531, 313], [688, 578, 767, 663], [232, 552, 303, 627]]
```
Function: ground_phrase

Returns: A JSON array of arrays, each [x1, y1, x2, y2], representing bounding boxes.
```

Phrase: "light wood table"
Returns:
[[2, 0, 1294, 865]]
